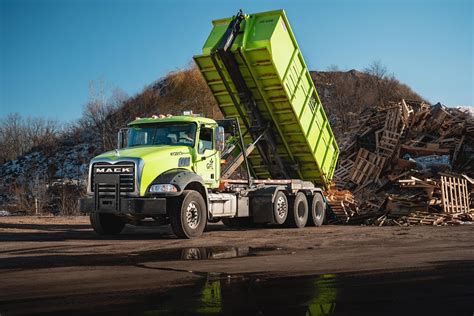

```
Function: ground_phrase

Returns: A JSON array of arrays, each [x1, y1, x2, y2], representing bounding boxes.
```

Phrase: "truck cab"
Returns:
[[80, 114, 225, 238], [124, 115, 222, 190]]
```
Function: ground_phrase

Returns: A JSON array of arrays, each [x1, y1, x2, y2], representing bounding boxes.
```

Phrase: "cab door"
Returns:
[[195, 125, 220, 188]]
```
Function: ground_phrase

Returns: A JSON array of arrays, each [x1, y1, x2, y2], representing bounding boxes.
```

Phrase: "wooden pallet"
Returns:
[[440, 175, 470, 214], [377, 129, 401, 158], [328, 201, 350, 223], [333, 152, 357, 186], [383, 106, 402, 132], [405, 211, 448, 226], [374, 103, 406, 159], [350, 148, 386, 185], [401, 99, 414, 126]]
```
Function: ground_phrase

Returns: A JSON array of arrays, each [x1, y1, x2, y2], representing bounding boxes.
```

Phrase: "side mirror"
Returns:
[[216, 126, 225, 152], [117, 128, 129, 149]]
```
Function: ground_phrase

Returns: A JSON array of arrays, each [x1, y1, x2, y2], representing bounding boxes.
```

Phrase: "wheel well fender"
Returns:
[[150, 169, 205, 193], [149, 168, 209, 210], [184, 181, 209, 216]]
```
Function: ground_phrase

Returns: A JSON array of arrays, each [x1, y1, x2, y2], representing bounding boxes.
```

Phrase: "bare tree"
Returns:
[[364, 60, 388, 80], [80, 81, 126, 151], [0, 113, 60, 163], [29, 176, 50, 215]]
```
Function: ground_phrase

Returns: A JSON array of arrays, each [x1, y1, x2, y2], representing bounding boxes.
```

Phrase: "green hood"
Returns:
[[95, 146, 191, 161], [93, 145, 194, 196]]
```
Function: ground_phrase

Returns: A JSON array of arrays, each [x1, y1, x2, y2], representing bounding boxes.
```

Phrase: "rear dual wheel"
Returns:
[[309, 193, 326, 227], [273, 191, 288, 224], [285, 192, 309, 228], [282, 192, 326, 228]]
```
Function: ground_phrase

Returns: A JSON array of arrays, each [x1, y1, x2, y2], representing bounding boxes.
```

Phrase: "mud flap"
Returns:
[[249, 186, 286, 223]]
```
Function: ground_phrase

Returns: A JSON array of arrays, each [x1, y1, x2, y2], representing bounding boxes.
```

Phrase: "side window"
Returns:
[[198, 127, 213, 154]]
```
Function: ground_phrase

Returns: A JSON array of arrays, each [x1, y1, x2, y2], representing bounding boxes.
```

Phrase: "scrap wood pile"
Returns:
[[326, 99, 474, 226]]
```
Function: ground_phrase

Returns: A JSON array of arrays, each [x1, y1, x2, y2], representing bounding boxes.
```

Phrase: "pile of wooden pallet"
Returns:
[[324, 190, 359, 223], [330, 99, 474, 226]]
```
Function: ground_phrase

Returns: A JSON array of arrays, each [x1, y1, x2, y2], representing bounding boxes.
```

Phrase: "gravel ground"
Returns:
[[0, 216, 473, 315]]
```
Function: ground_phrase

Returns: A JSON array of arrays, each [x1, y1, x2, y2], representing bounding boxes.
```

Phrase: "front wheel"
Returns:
[[170, 190, 207, 239], [90, 213, 125, 235]]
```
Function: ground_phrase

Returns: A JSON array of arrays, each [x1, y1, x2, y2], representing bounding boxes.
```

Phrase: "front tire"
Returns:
[[170, 190, 207, 239], [90, 213, 125, 235]]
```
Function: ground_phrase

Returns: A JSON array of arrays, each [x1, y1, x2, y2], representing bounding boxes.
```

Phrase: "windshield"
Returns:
[[127, 123, 196, 147]]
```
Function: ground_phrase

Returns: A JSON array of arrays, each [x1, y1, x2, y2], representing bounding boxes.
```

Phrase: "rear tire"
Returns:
[[273, 191, 288, 225], [285, 192, 308, 228], [90, 213, 125, 235], [309, 193, 326, 227], [169, 190, 207, 239]]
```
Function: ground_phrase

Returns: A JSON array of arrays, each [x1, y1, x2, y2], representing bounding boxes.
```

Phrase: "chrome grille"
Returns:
[[91, 162, 135, 194]]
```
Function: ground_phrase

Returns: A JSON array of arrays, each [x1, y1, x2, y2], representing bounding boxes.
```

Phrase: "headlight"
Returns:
[[149, 184, 178, 193]]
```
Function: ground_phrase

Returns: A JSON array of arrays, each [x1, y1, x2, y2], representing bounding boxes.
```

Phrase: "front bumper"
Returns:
[[79, 197, 167, 216]]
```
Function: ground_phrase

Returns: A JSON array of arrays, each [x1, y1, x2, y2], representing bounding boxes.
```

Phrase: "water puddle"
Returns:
[[1, 261, 472, 315], [131, 246, 289, 261], [128, 261, 473, 315]]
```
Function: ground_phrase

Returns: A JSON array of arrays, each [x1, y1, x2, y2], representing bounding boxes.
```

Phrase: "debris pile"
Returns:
[[327, 100, 474, 226]]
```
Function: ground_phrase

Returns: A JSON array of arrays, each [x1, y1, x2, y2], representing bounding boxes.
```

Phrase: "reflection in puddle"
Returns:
[[196, 274, 338, 315], [134, 246, 288, 261], [143, 273, 338, 315], [136, 261, 474, 315], [0, 260, 471, 315]]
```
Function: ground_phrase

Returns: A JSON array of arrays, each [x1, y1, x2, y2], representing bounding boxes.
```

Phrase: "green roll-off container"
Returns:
[[194, 10, 339, 188]]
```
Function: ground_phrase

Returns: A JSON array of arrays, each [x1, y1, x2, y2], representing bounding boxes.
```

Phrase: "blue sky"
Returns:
[[0, 0, 472, 122]]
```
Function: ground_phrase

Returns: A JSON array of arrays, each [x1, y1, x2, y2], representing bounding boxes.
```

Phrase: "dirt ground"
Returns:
[[0, 216, 473, 315]]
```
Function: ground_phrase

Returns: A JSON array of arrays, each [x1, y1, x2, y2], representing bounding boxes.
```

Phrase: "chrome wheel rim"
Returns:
[[186, 202, 200, 229], [276, 196, 287, 219]]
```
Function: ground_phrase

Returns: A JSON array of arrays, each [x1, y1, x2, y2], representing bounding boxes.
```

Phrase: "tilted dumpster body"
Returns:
[[194, 10, 339, 188]]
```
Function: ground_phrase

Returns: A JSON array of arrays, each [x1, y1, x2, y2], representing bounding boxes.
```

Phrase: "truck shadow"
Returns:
[[0, 222, 177, 242], [0, 221, 270, 242]]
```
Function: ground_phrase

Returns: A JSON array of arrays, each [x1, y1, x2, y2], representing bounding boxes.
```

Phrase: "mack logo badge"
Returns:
[[95, 167, 132, 173]]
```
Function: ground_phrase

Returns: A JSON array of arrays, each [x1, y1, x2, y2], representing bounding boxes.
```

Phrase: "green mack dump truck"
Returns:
[[79, 10, 339, 238]]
